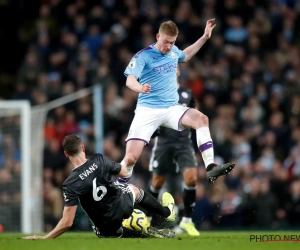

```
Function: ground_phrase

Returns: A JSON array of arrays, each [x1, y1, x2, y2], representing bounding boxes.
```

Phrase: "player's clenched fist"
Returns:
[[141, 84, 151, 94]]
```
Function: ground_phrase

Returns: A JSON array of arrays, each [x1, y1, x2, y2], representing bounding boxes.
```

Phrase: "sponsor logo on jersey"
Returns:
[[153, 62, 177, 74]]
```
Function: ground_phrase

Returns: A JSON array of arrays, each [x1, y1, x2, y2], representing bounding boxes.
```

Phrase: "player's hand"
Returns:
[[22, 235, 46, 239], [141, 84, 151, 94], [203, 18, 216, 39]]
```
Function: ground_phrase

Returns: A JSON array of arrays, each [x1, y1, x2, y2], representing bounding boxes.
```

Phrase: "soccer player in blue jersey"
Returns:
[[117, 19, 235, 185]]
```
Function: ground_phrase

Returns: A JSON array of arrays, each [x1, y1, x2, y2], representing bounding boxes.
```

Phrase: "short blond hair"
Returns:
[[159, 21, 179, 36]]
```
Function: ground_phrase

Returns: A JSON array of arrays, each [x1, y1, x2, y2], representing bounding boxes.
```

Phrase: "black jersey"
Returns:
[[157, 86, 195, 144], [62, 154, 126, 225]]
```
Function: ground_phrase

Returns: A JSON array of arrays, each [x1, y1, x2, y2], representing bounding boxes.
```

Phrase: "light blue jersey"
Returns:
[[124, 44, 186, 108]]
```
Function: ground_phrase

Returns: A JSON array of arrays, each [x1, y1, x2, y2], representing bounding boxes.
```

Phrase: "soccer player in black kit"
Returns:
[[23, 135, 176, 239]]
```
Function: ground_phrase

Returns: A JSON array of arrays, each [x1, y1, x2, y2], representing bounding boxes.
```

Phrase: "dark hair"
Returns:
[[62, 134, 82, 156]]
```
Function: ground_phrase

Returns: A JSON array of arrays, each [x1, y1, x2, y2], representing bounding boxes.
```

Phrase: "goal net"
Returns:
[[0, 101, 31, 233], [0, 85, 102, 233]]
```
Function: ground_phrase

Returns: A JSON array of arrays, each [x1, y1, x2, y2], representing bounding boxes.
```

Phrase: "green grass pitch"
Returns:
[[1, 232, 300, 250]]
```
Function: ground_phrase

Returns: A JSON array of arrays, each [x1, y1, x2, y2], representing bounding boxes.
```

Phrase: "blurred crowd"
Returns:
[[1, 0, 300, 231]]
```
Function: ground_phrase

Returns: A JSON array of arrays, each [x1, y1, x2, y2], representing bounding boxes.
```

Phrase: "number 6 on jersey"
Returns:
[[93, 178, 107, 201]]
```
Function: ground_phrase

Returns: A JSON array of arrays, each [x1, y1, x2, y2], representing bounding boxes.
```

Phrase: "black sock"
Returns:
[[149, 185, 160, 200], [136, 190, 170, 218], [147, 186, 160, 217], [183, 186, 196, 218]]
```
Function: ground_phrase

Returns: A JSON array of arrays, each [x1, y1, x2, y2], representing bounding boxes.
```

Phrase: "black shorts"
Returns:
[[165, 171, 184, 196], [93, 184, 135, 238], [149, 142, 197, 176]]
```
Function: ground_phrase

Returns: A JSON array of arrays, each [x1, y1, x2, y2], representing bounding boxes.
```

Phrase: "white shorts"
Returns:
[[125, 105, 190, 144]]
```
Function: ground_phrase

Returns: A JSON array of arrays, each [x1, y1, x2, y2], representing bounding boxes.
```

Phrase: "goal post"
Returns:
[[0, 84, 104, 233], [93, 84, 104, 154], [0, 100, 31, 233]]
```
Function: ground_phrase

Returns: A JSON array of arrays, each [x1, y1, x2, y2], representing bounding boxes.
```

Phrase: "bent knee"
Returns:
[[128, 184, 140, 198], [183, 168, 197, 186], [185, 110, 209, 129], [201, 113, 209, 125], [195, 112, 208, 128], [151, 175, 166, 189]]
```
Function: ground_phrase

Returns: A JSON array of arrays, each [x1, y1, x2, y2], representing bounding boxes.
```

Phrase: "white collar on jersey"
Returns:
[[72, 159, 88, 171]]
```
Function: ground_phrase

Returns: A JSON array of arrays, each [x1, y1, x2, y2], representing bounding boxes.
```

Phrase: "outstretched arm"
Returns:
[[23, 206, 77, 239], [183, 19, 216, 62]]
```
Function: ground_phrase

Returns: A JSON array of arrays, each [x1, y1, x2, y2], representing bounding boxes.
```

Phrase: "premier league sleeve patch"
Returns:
[[129, 60, 136, 68]]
